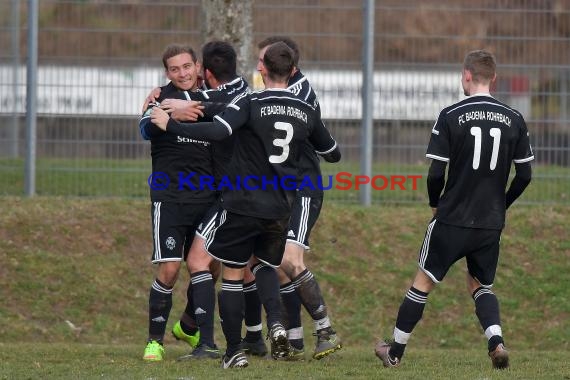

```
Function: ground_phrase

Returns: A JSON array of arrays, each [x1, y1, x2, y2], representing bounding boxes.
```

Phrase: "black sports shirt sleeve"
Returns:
[[165, 94, 250, 141], [166, 118, 229, 140], [505, 161, 532, 209], [198, 79, 249, 119], [202, 102, 230, 119], [320, 146, 341, 163], [309, 105, 340, 162], [513, 119, 535, 163], [505, 117, 534, 209], [427, 159, 447, 207], [310, 125, 339, 162], [426, 111, 450, 162]]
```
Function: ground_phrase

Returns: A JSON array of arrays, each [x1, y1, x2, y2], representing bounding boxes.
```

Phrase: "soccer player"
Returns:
[[139, 44, 216, 361], [171, 40, 250, 361], [151, 42, 340, 368], [375, 50, 533, 370], [240, 36, 342, 361]]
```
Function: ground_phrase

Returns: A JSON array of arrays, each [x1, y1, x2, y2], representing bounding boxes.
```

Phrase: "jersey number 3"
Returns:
[[269, 122, 294, 164], [470, 126, 501, 170]]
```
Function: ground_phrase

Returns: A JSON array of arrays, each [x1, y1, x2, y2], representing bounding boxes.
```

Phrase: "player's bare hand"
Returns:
[[150, 107, 169, 131], [160, 99, 187, 113], [162, 100, 205, 122], [141, 87, 161, 113], [431, 207, 437, 216], [172, 102, 204, 121]]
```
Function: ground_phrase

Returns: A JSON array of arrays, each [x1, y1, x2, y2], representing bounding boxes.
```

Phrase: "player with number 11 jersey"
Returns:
[[427, 94, 534, 229]]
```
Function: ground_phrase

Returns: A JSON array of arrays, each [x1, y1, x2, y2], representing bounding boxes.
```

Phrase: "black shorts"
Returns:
[[203, 208, 289, 268], [196, 200, 221, 240], [150, 201, 211, 263], [418, 219, 501, 286], [287, 195, 322, 249]]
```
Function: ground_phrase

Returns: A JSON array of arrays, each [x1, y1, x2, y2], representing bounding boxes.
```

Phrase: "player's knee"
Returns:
[[160, 276, 177, 288], [466, 273, 488, 294], [279, 259, 305, 279], [282, 245, 305, 277], [158, 263, 180, 287], [290, 263, 306, 278], [187, 250, 212, 273]]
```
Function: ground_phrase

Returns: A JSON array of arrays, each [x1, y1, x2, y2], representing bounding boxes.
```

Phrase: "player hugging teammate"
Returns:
[[142, 37, 341, 369]]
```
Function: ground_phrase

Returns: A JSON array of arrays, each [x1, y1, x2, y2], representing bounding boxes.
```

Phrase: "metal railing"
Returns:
[[0, 0, 568, 203]]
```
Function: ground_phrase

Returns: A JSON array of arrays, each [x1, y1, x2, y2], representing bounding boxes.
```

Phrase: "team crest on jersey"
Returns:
[[165, 236, 176, 250]]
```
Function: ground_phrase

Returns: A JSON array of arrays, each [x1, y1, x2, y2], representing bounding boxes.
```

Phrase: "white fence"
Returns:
[[1, 65, 470, 120]]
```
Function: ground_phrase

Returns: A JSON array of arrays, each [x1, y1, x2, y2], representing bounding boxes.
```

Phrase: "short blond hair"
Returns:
[[464, 50, 496, 84]]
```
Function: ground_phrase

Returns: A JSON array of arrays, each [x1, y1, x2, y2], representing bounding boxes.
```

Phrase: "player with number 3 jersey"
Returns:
[[163, 77, 338, 224], [151, 42, 340, 368]]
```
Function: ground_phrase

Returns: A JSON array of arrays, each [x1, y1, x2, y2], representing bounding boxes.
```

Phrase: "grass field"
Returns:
[[2, 344, 568, 379], [1, 198, 569, 379]]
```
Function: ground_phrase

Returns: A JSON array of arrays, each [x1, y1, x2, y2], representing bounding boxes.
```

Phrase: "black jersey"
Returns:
[[166, 88, 337, 219], [192, 77, 250, 182], [288, 70, 338, 197], [427, 94, 534, 229], [139, 82, 215, 204]]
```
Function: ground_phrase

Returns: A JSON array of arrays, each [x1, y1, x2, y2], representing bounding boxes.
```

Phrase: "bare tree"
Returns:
[[201, 0, 254, 81]]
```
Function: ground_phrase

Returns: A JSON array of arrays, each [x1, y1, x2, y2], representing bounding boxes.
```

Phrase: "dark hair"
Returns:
[[262, 42, 295, 82], [161, 44, 197, 69], [258, 36, 300, 66], [463, 50, 496, 84], [201, 41, 237, 83]]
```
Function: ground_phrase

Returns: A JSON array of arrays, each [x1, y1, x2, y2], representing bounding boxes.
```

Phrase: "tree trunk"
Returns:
[[201, 0, 254, 82]]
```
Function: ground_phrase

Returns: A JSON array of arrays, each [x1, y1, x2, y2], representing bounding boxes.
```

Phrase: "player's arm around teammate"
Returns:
[[141, 44, 216, 362], [152, 42, 340, 369], [166, 41, 251, 362], [243, 36, 343, 361]]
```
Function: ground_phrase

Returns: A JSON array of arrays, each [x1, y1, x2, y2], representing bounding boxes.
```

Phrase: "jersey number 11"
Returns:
[[470, 126, 501, 171]]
